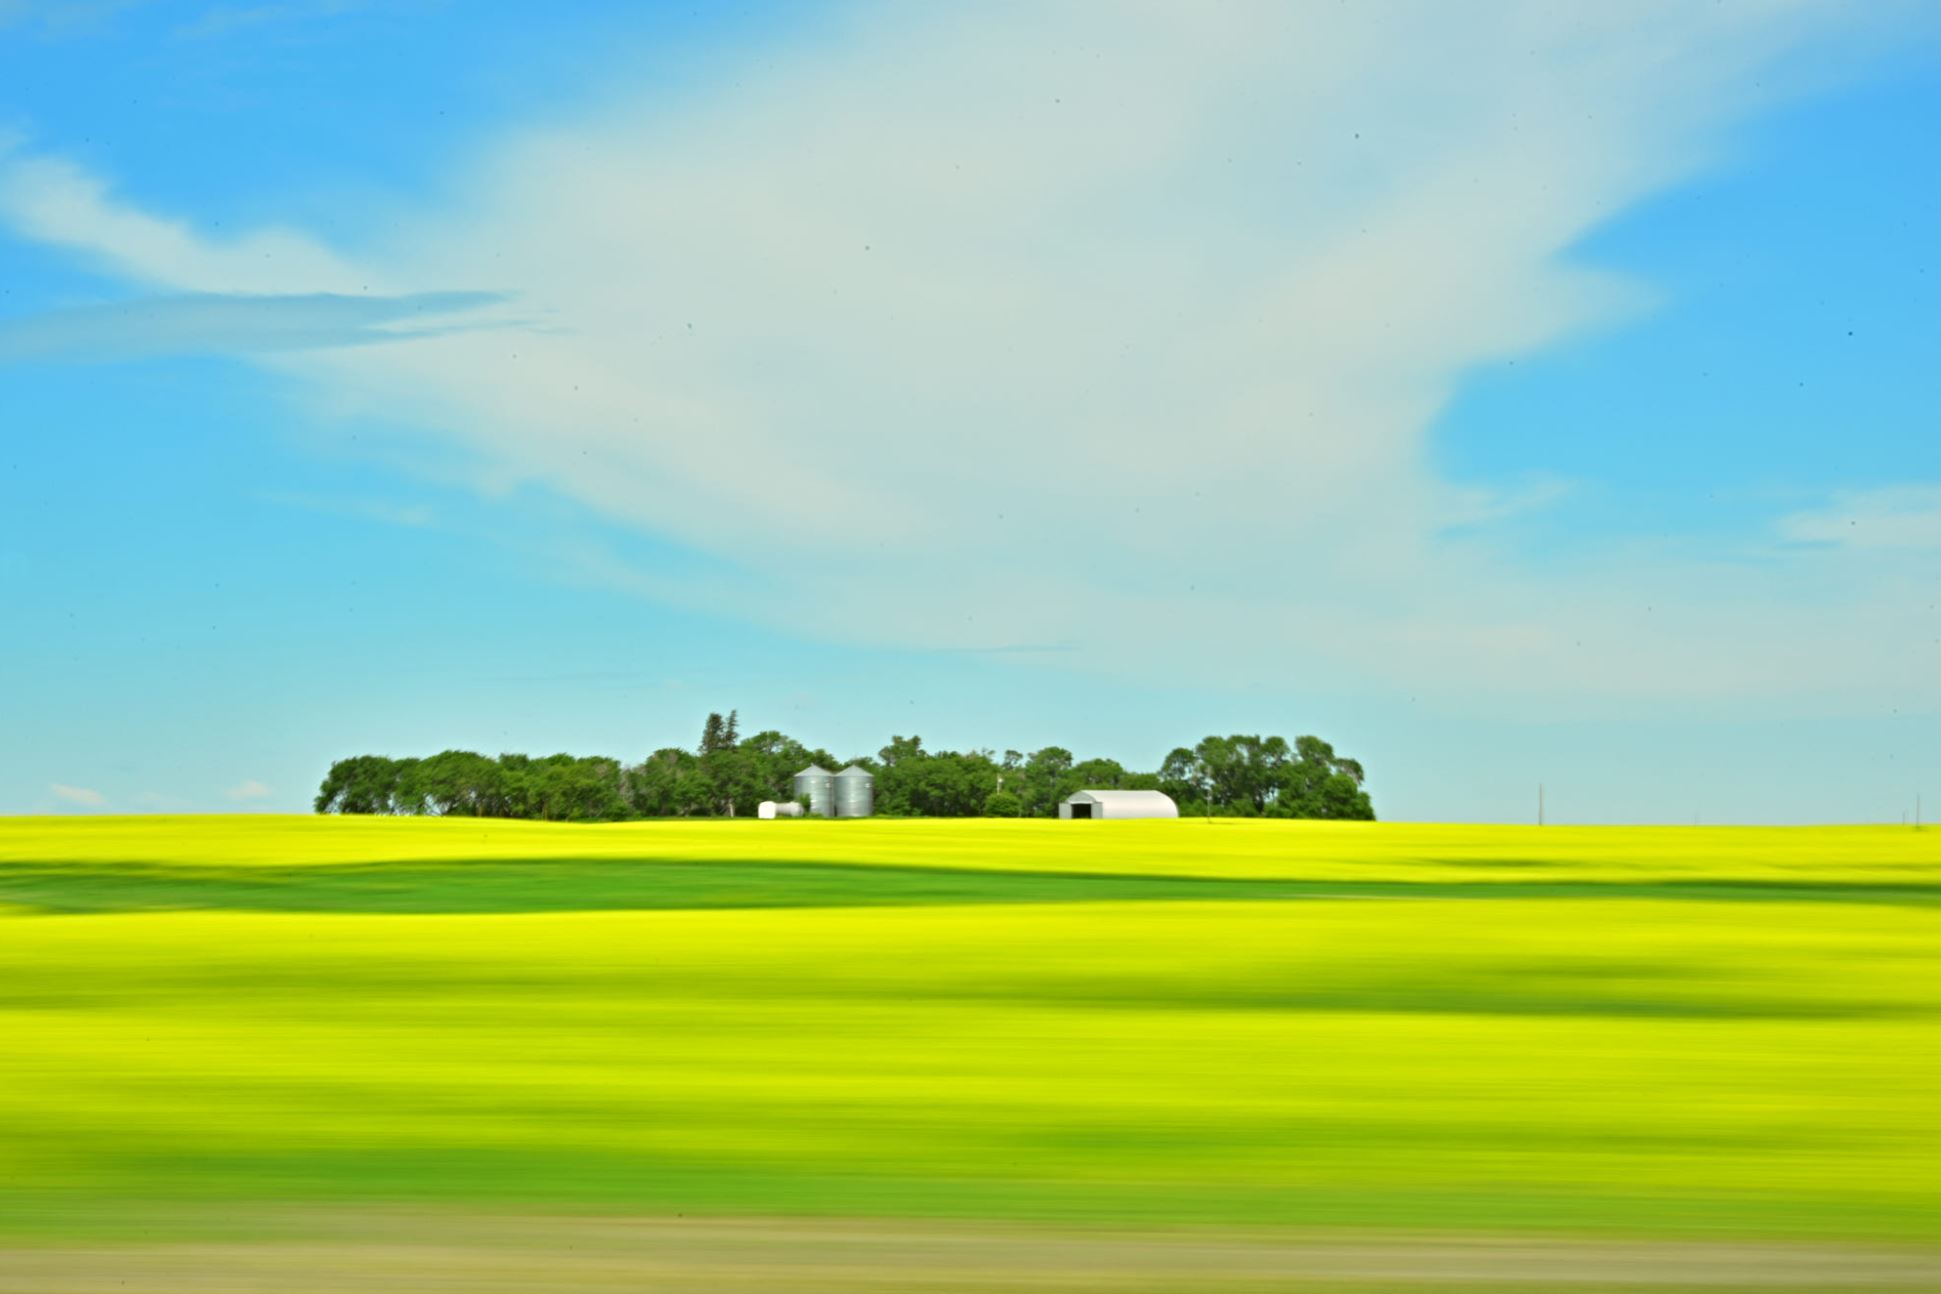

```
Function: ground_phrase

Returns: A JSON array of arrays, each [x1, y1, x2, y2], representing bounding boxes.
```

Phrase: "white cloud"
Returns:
[[50, 783, 106, 806], [225, 779, 274, 801], [1778, 486, 1941, 552], [0, 152, 366, 293], [1, 1, 1933, 714], [0, 1, 149, 37], [0, 291, 507, 363]]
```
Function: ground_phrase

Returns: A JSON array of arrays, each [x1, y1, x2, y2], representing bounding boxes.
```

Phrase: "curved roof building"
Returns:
[[1059, 790, 1178, 820]]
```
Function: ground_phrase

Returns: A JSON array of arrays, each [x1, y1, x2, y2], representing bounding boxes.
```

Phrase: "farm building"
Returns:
[[1059, 790, 1178, 820], [756, 800, 804, 819], [833, 764, 875, 818], [791, 764, 836, 817], [789, 763, 875, 818]]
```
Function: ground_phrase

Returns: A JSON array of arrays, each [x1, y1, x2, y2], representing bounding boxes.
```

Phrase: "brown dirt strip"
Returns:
[[3, 1216, 1940, 1291]]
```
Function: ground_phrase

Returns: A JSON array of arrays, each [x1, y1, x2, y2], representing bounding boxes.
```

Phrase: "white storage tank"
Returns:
[[833, 764, 875, 818], [791, 765, 836, 817]]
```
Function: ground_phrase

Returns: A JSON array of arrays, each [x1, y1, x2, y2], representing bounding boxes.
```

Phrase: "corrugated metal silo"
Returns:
[[833, 764, 875, 818], [791, 764, 836, 817]]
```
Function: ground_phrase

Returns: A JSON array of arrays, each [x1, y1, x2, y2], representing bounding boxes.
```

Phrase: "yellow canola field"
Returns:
[[3, 813, 1938, 884], [1, 816, 1938, 1248]]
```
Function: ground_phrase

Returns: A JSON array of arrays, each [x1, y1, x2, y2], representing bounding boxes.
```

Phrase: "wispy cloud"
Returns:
[[0, 291, 508, 364], [0, 149, 367, 292], [50, 782, 106, 806], [225, 779, 273, 801], [1778, 486, 1941, 552], [1, 2, 1932, 714], [0, 1, 150, 37]]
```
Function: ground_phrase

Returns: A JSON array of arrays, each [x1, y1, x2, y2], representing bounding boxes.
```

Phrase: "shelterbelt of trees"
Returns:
[[314, 712, 1376, 821]]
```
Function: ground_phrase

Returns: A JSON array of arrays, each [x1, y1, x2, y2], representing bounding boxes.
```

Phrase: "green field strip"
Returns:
[[3, 856, 1938, 915]]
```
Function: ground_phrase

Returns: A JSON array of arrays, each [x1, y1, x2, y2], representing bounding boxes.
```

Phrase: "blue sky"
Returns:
[[2, 1, 1938, 822]]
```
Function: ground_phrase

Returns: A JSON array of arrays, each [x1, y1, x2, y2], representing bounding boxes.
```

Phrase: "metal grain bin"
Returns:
[[791, 764, 836, 817], [833, 764, 875, 819]]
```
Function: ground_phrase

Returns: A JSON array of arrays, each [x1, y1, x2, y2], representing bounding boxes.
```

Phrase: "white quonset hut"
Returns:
[[756, 800, 804, 820], [1059, 790, 1179, 820]]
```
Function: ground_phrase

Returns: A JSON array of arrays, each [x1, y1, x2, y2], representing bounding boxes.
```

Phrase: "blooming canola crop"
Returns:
[[1, 816, 1937, 1281]]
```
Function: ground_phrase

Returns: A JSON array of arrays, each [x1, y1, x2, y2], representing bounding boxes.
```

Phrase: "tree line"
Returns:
[[315, 712, 1375, 821]]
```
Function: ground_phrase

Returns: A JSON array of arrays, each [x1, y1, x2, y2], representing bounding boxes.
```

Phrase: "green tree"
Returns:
[[1070, 756, 1129, 790], [1270, 735, 1374, 819], [1158, 746, 1204, 813], [409, 750, 502, 817], [737, 729, 820, 805], [314, 721, 1372, 823], [700, 745, 767, 817], [1159, 733, 1373, 819], [314, 755, 403, 815], [388, 757, 427, 815], [878, 734, 925, 767], [1018, 746, 1075, 817], [698, 712, 735, 755], [869, 739, 1000, 816], [911, 749, 998, 816]]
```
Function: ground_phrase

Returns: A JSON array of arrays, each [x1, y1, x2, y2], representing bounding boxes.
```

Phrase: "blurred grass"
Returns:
[[5, 858, 1936, 914], [0, 816, 1937, 1248], [6, 814, 1940, 884]]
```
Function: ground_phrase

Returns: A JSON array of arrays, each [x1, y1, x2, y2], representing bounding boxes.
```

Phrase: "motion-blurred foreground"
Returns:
[[2, 818, 1938, 1291]]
